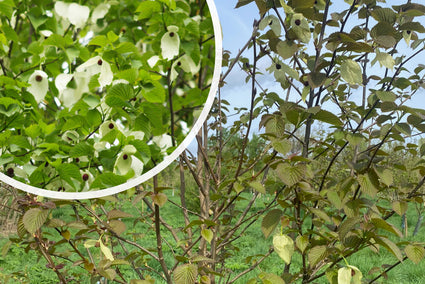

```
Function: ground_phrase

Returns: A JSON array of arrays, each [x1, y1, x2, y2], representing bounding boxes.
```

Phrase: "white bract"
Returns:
[[76, 56, 113, 88], [91, 3, 110, 24], [114, 145, 143, 176], [161, 25, 180, 60], [54, 1, 90, 29], [55, 72, 90, 108], [39, 30, 53, 37], [152, 134, 173, 153], [170, 54, 200, 82], [338, 265, 362, 284], [27, 70, 49, 103]]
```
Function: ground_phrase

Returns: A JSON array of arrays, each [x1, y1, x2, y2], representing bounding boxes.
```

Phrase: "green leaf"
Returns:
[[372, 50, 395, 69], [376, 168, 393, 186], [261, 209, 283, 238], [115, 42, 138, 54], [271, 138, 292, 155], [107, 209, 133, 220], [201, 229, 213, 244], [405, 244, 425, 264], [308, 245, 327, 267], [235, 0, 255, 9], [313, 109, 342, 127], [107, 83, 134, 100], [109, 220, 126, 236], [371, 7, 397, 24], [340, 59, 362, 84], [371, 218, 403, 238], [43, 34, 66, 49], [249, 180, 266, 194], [258, 272, 285, 284], [69, 142, 93, 158], [91, 173, 127, 188], [400, 22, 425, 33], [391, 201, 408, 216], [376, 91, 396, 102], [99, 239, 114, 261], [89, 35, 108, 47], [291, 0, 315, 9], [23, 208, 49, 234], [2, 25, 18, 43], [357, 174, 378, 197], [173, 264, 198, 284], [142, 82, 166, 103], [136, 1, 161, 19], [152, 192, 168, 207], [276, 163, 304, 187], [57, 163, 82, 186], [273, 234, 294, 264], [374, 236, 403, 261], [296, 235, 309, 253], [276, 40, 298, 59]]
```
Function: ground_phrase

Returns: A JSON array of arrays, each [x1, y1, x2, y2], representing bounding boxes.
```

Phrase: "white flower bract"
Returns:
[[27, 70, 49, 103], [161, 26, 180, 60], [55, 1, 90, 29], [76, 56, 113, 88], [91, 3, 110, 24]]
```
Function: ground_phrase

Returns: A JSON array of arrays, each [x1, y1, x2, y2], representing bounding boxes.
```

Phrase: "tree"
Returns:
[[4, 0, 425, 283]]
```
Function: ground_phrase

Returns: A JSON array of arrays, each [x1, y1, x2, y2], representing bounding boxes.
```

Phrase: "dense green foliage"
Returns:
[[0, 0, 214, 191]]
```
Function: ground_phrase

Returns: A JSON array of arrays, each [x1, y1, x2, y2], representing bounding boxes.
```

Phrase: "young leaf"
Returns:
[[99, 239, 114, 261], [296, 235, 309, 253], [201, 229, 213, 244], [405, 244, 425, 264], [23, 208, 49, 234], [173, 264, 198, 284], [152, 192, 168, 207], [340, 59, 363, 85]]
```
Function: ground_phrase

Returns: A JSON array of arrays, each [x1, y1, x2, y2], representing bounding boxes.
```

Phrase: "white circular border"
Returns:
[[0, 0, 222, 200]]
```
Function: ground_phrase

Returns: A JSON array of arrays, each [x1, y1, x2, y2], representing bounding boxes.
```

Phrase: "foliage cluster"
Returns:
[[0, 0, 214, 191]]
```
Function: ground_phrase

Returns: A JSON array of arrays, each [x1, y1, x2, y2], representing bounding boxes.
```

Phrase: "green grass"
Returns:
[[1, 193, 425, 283]]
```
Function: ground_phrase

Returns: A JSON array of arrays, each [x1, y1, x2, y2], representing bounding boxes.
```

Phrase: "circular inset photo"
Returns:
[[0, 0, 222, 199]]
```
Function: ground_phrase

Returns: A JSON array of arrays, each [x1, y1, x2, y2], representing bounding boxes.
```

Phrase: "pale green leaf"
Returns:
[[201, 229, 213, 244], [340, 59, 363, 85], [99, 239, 114, 261], [273, 234, 294, 264], [405, 244, 425, 264]]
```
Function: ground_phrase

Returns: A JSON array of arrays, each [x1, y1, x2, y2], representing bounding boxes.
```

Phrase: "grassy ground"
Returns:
[[1, 193, 425, 283]]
